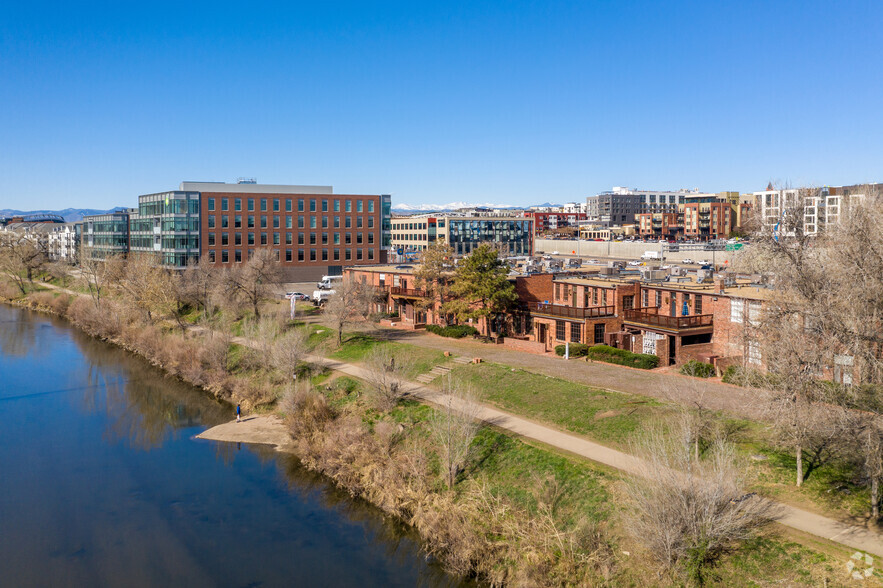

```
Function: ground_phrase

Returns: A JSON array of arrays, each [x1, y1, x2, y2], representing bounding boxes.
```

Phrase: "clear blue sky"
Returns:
[[1, 0, 880, 210]]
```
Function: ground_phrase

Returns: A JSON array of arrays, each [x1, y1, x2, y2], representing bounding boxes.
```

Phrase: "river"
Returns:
[[0, 305, 466, 587]]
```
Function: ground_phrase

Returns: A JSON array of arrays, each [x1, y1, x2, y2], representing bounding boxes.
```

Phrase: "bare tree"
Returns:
[[624, 423, 776, 585], [0, 231, 47, 294], [226, 248, 282, 319], [113, 253, 175, 323], [363, 346, 408, 411], [429, 377, 482, 489], [78, 254, 118, 307], [181, 257, 220, 316], [270, 328, 309, 385], [323, 277, 375, 346]]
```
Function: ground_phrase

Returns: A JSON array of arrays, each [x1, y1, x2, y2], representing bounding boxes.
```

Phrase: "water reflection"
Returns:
[[0, 304, 469, 587]]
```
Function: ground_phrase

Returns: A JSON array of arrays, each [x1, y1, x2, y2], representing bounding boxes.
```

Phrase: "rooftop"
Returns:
[[179, 181, 334, 195]]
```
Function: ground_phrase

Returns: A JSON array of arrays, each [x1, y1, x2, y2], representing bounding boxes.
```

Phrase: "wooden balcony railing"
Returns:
[[527, 302, 615, 319], [389, 286, 428, 298], [622, 309, 713, 330]]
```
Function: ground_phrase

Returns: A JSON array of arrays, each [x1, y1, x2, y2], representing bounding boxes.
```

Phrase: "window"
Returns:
[[310, 199, 316, 212], [345, 200, 352, 212], [207, 215, 215, 229], [368, 217, 374, 228], [208, 233, 215, 246], [234, 199, 241, 212], [322, 232, 328, 245], [695, 295, 703, 314], [333, 233, 340, 245], [322, 249, 328, 261], [345, 249, 351, 260], [367, 249, 374, 260], [261, 233, 268, 245], [748, 301, 762, 326], [655, 290, 662, 307], [234, 250, 242, 263], [321, 200, 328, 212], [592, 288, 598, 305], [221, 198, 228, 211], [285, 249, 292, 262], [234, 233, 242, 246], [345, 217, 352, 228], [248, 198, 255, 211], [298, 249, 304, 261], [730, 298, 744, 324], [221, 233, 229, 246], [310, 216, 317, 229], [273, 216, 280, 229], [594, 323, 605, 344], [368, 201, 374, 213], [356, 248, 363, 260], [298, 233, 304, 245], [273, 199, 280, 212], [247, 232, 255, 245], [642, 290, 648, 308], [322, 216, 328, 229], [622, 295, 634, 310], [208, 250, 215, 262], [207, 198, 215, 211], [334, 216, 340, 228], [571, 323, 581, 342], [310, 249, 317, 261], [747, 337, 761, 365], [221, 215, 229, 228], [286, 216, 292, 229], [221, 250, 228, 263], [285, 199, 292, 212], [248, 215, 255, 229], [298, 216, 304, 229], [357, 200, 363, 212], [555, 283, 560, 300], [260, 216, 268, 229], [285, 232, 292, 245], [556, 320, 566, 341], [356, 216, 363, 228], [310, 233, 317, 245], [273, 232, 280, 245], [260, 199, 267, 212]]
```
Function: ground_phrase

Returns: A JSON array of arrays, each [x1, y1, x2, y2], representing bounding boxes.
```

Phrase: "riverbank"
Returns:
[[1, 280, 867, 586], [196, 415, 292, 449]]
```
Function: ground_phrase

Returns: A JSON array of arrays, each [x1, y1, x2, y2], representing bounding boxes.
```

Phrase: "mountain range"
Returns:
[[0, 207, 126, 222]]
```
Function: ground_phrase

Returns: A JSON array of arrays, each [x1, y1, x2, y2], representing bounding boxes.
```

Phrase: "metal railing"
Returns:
[[527, 302, 615, 319], [622, 309, 713, 330]]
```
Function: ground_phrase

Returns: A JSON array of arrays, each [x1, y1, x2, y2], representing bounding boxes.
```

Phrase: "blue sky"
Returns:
[[1, 1, 880, 210]]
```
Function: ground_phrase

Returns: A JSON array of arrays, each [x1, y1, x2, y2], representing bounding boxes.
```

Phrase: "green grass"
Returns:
[[449, 362, 671, 447], [329, 333, 450, 377], [465, 428, 612, 527]]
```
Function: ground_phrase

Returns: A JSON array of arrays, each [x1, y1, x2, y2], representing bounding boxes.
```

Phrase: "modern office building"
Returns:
[[390, 214, 534, 256], [82, 211, 130, 259], [81, 181, 392, 279]]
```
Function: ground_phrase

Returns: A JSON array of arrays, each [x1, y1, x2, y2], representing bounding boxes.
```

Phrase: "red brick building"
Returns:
[[192, 182, 391, 281]]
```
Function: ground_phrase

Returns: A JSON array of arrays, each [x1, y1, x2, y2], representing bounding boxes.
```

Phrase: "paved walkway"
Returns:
[[28, 290, 882, 557], [371, 326, 769, 420]]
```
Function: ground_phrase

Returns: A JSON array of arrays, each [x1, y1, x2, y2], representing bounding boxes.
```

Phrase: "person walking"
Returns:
[[236, 403, 241, 423]]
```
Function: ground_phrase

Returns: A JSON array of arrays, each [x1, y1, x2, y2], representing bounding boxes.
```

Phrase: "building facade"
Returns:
[[81, 181, 392, 278], [587, 187, 702, 227], [391, 214, 534, 256], [47, 223, 81, 262]]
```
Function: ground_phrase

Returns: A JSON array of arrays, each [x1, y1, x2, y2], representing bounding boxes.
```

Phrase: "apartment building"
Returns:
[[637, 192, 752, 240], [587, 187, 702, 227], [752, 183, 878, 236], [81, 181, 393, 279], [391, 214, 534, 256], [47, 223, 81, 262], [524, 211, 587, 234]]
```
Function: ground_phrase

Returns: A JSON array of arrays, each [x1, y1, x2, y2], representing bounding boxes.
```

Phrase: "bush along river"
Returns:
[[0, 304, 467, 587]]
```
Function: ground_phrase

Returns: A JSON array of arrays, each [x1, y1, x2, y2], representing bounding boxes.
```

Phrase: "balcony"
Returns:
[[527, 302, 615, 320], [622, 308, 713, 333], [389, 286, 428, 298]]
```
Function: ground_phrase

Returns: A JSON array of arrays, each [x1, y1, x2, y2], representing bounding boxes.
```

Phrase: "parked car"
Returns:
[[628, 260, 641, 266], [682, 258, 694, 264], [285, 292, 310, 301]]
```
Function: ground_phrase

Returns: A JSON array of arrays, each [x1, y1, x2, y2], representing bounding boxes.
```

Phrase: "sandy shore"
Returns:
[[196, 415, 291, 450]]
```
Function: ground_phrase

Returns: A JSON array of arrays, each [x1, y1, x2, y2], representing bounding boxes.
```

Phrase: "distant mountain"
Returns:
[[392, 201, 519, 213], [0, 207, 127, 222]]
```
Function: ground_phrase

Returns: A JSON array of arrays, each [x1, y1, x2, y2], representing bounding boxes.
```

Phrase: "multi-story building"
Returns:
[[81, 181, 392, 279], [82, 211, 130, 260], [752, 183, 878, 236], [637, 192, 751, 240], [391, 214, 534, 256], [587, 187, 702, 227], [47, 223, 81, 262], [524, 211, 587, 235]]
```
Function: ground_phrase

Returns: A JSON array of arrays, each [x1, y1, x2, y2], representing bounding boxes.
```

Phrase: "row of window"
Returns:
[[208, 248, 374, 263], [554, 320, 605, 344], [207, 197, 374, 214], [392, 233, 428, 241], [206, 232, 374, 246], [206, 215, 374, 230]]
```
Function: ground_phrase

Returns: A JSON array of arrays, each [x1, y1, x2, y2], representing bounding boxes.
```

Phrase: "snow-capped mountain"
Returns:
[[392, 201, 518, 212]]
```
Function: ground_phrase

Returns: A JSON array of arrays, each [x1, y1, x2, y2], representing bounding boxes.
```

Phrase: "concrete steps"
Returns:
[[452, 356, 472, 365], [415, 364, 454, 384]]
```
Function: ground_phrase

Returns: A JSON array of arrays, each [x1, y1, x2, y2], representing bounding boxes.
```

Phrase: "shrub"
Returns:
[[554, 343, 590, 357], [425, 324, 479, 339], [586, 344, 659, 370], [678, 360, 716, 378]]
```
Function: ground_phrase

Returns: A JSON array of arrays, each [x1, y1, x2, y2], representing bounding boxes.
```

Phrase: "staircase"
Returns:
[[452, 356, 472, 365], [415, 364, 453, 384]]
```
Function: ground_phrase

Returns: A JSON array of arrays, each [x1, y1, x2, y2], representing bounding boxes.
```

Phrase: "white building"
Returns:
[[48, 223, 80, 262], [751, 184, 875, 236], [586, 186, 704, 226]]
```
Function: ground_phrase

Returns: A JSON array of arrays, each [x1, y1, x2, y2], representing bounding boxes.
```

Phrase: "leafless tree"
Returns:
[[663, 375, 715, 462], [624, 422, 776, 585], [270, 328, 310, 385], [363, 345, 408, 411], [226, 247, 282, 319], [79, 254, 121, 307], [46, 261, 72, 288], [323, 277, 375, 346], [181, 257, 220, 316], [429, 377, 482, 489], [0, 231, 47, 294]]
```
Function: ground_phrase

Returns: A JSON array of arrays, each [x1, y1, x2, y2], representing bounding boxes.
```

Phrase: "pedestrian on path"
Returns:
[[236, 403, 241, 423]]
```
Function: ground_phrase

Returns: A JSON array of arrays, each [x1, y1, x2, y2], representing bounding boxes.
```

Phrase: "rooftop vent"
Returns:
[[237, 177, 257, 184]]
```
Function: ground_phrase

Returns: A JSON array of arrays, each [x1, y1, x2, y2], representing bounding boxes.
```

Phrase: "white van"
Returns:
[[316, 275, 343, 290]]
